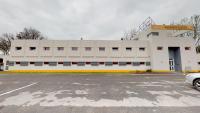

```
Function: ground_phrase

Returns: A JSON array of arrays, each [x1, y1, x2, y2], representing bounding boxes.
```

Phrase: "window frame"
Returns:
[[185, 47, 191, 51], [99, 47, 105, 52], [126, 47, 132, 51], [157, 46, 163, 50], [139, 47, 146, 51], [85, 47, 92, 51], [29, 47, 36, 51], [57, 47, 64, 51], [44, 47, 50, 51], [71, 47, 78, 51], [112, 47, 119, 51], [15, 47, 22, 51]]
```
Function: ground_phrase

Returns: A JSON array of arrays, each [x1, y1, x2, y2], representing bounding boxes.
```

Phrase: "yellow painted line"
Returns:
[[6, 70, 146, 73], [151, 70, 172, 73], [3, 70, 199, 74]]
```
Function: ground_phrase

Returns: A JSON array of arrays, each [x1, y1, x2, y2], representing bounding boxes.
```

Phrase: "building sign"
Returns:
[[151, 25, 194, 30]]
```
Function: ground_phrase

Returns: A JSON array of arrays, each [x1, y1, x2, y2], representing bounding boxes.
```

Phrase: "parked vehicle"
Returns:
[[185, 73, 200, 91]]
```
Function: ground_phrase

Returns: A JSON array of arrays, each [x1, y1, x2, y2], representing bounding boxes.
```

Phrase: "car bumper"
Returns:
[[185, 75, 194, 85]]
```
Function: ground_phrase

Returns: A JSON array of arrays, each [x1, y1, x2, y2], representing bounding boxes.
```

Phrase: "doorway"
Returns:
[[0, 58, 3, 71], [168, 47, 182, 72]]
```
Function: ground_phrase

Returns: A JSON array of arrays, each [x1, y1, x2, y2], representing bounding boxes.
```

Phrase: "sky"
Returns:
[[0, 0, 199, 40]]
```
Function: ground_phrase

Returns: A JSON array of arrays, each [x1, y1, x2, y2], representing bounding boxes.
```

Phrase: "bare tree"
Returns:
[[178, 15, 200, 41], [191, 15, 200, 41], [16, 27, 46, 40], [0, 33, 14, 55], [122, 28, 137, 40], [176, 15, 200, 53]]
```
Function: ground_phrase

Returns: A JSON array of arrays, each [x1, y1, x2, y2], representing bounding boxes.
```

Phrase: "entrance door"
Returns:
[[169, 59, 175, 71], [168, 47, 182, 72]]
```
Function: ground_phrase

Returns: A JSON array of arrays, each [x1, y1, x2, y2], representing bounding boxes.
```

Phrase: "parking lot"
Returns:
[[0, 73, 199, 113]]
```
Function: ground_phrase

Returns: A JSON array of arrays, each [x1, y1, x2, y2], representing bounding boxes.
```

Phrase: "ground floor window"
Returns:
[[6, 61, 151, 67]]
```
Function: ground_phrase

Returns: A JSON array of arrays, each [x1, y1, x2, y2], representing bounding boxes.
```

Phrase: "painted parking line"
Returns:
[[0, 82, 38, 97]]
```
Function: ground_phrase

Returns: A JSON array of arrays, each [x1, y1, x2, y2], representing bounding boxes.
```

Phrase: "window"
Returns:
[[198, 62, 200, 65], [139, 47, 145, 51], [7, 61, 14, 66], [58, 62, 64, 64], [86, 62, 91, 65], [99, 62, 105, 65], [15, 47, 22, 50], [119, 62, 126, 66], [140, 62, 145, 65], [126, 62, 132, 65], [146, 62, 151, 66], [113, 62, 118, 65], [72, 62, 77, 65], [99, 47, 105, 51], [44, 62, 49, 65], [20, 62, 28, 66], [91, 62, 98, 66], [147, 32, 159, 37], [49, 62, 57, 66], [85, 47, 92, 51], [77, 62, 85, 66], [105, 62, 113, 66], [112, 47, 119, 51], [185, 47, 191, 50], [30, 47, 36, 51], [34, 62, 43, 66], [126, 47, 132, 51], [133, 62, 140, 66], [44, 47, 50, 51], [57, 47, 64, 51], [157, 47, 163, 50], [151, 32, 159, 36], [16, 62, 20, 64], [30, 62, 35, 64], [63, 62, 71, 66], [72, 47, 78, 51]]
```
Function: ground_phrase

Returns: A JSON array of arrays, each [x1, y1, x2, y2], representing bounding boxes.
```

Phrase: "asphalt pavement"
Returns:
[[0, 73, 199, 113]]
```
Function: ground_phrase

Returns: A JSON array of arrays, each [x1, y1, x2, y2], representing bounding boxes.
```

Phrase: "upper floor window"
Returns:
[[15, 47, 22, 51], [157, 47, 163, 50], [44, 47, 50, 51], [85, 47, 92, 51], [30, 47, 36, 51], [185, 47, 191, 50], [57, 47, 64, 51], [147, 32, 159, 37], [140, 62, 145, 65], [126, 47, 132, 51], [99, 47, 105, 51], [152, 32, 159, 36], [139, 47, 145, 51], [112, 47, 119, 51], [72, 47, 78, 51]]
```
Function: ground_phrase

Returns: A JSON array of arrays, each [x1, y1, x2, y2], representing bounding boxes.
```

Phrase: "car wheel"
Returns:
[[194, 79, 200, 91]]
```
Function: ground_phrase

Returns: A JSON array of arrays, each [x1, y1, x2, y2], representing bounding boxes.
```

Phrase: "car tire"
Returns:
[[194, 79, 200, 91]]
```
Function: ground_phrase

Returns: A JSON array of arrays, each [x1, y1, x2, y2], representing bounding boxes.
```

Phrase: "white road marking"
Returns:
[[0, 82, 38, 97]]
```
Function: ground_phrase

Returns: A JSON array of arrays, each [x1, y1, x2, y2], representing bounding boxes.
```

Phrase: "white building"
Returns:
[[2, 25, 200, 72]]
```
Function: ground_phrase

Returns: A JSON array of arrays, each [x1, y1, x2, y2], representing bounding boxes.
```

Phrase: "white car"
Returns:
[[185, 73, 200, 91]]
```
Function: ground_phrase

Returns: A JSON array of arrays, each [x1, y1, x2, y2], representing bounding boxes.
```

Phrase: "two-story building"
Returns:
[[2, 24, 200, 73]]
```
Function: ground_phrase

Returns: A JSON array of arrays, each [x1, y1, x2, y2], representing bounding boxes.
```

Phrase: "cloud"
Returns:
[[0, 0, 199, 40]]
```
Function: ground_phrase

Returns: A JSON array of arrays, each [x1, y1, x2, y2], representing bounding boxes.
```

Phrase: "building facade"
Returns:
[[3, 25, 200, 72]]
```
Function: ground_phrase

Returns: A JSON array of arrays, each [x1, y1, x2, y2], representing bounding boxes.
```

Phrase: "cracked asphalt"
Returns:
[[0, 73, 199, 113]]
